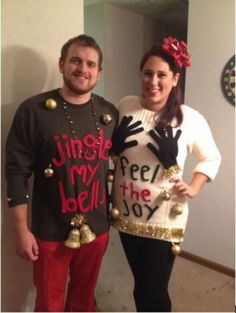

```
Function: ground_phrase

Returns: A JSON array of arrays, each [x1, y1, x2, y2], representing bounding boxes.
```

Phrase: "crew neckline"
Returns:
[[56, 89, 93, 109]]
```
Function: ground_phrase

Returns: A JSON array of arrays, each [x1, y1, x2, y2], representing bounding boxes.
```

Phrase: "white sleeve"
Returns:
[[190, 112, 221, 181]]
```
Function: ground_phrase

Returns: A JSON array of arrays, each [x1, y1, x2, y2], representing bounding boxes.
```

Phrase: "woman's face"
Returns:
[[141, 56, 179, 110]]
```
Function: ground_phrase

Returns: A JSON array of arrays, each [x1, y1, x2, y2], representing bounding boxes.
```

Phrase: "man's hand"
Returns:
[[11, 204, 39, 262], [15, 229, 39, 261]]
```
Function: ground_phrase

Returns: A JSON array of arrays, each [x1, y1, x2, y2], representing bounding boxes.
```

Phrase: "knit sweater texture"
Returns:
[[112, 96, 221, 242], [5, 89, 118, 240]]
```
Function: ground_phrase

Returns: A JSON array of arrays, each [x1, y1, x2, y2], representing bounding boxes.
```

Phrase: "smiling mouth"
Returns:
[[73, 75, 88, 81], [148, 88, 160, 96]]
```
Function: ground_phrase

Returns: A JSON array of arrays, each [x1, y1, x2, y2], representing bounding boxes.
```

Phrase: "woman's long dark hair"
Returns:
[[140, 46, 184, 130]]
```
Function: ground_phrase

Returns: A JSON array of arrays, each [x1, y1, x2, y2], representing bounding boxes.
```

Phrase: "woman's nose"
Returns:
[[150, 74, 158, 85]]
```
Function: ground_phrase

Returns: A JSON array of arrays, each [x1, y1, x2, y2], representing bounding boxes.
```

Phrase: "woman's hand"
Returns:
[[170, 178, 198, 198], [170, 172, 209, 198]]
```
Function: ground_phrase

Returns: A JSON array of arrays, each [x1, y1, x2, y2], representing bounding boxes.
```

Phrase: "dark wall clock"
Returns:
[[221, 55, 235, 106]]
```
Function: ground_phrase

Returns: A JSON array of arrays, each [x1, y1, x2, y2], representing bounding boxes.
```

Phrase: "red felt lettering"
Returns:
[[77, 191, 90, 213], [58, 180, 77, 213]]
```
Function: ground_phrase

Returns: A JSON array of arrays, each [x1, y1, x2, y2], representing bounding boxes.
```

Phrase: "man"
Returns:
[[5, 34, 118, 312]]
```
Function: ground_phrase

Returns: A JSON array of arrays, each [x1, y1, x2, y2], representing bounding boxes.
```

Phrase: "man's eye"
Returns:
[[88, 62, 96, 68], [71, 58, 79, 64]]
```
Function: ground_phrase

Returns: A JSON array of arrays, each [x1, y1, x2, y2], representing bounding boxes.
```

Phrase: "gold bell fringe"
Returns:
[[163, 164, 181, 179]]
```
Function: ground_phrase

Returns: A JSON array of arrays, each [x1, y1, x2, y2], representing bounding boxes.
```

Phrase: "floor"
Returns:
[[95, 229, 235, 312]]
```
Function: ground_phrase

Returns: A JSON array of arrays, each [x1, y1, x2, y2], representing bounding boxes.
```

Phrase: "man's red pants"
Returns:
[[33, 232, 109, 312]]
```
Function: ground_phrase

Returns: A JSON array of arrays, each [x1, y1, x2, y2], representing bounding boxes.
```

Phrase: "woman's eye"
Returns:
[[143, 72, 152, 77]]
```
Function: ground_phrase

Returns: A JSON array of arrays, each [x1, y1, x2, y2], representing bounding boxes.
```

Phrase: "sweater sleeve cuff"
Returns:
[[192, 160, 221, 182], [6, 176, 30, 207]]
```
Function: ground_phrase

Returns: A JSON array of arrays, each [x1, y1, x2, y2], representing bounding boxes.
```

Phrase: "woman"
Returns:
[[111, 37, 221, 312]]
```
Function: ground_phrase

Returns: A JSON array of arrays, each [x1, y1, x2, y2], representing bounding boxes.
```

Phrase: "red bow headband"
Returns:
[[162, 36, 191, 69]]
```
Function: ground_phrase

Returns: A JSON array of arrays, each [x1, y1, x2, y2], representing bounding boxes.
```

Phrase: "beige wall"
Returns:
[[104, 3, 155, 104], [85, 2, 155, 105], [1, 0, 84, 311], [85, 3, 106, 96], [183, 0, 235, 268]]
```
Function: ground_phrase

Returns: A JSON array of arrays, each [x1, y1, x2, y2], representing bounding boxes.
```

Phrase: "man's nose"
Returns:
[[77, 61, 87, 71]]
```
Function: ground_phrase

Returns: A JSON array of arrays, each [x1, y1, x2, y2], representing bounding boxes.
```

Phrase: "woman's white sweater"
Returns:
[[112, 96, 221, 243]]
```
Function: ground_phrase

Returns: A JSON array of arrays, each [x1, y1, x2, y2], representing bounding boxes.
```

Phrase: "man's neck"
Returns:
[[60, 87, 92, 105]]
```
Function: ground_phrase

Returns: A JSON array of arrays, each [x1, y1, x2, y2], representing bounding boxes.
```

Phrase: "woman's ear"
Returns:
[[173, 73, 180, 87]]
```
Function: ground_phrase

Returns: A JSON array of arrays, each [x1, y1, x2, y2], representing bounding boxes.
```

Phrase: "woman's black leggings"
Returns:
[[119, 232, 176, 312]]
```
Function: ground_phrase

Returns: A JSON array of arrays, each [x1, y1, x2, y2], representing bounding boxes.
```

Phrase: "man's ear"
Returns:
[[97, 69, 102, 81], [59, 58, 64, 73]]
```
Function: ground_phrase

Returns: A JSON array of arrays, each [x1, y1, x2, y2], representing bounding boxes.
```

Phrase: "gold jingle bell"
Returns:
[[161, 189, 171, 201], [80, 224, 96, 245], [101, 114, 112, 125], [64, 228, 81, 249], [110, 207, 120, 220], [172, 243, 181, 256], [107, 171, 114, 183], [45, 98, 57, 110], [44, 167, 54, 177], [171, 203, 183, 215]]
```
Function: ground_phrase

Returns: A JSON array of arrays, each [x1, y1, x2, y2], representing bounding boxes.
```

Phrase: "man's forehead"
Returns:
[[67, 44, 99, 59]]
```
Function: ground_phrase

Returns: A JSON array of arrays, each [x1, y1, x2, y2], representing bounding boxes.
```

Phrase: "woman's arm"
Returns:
[[170, 172, 208, 198]]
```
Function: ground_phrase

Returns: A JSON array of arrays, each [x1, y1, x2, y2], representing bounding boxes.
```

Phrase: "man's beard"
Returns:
[[63, 76, 97, 95]]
